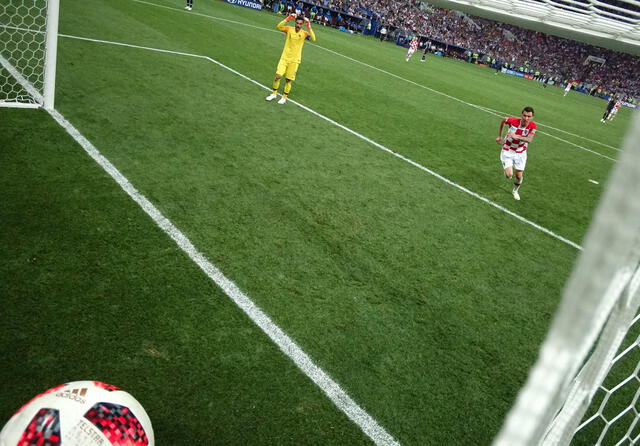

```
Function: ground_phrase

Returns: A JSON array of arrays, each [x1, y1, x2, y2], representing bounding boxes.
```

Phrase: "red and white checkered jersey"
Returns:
[[502, 117, 537, 153], [409, 39, 419, 50]]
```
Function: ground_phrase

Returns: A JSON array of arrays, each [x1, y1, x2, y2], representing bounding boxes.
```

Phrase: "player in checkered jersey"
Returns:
[[405, 37, 419, 62], [608, 99, 621, 121], [495, 107, 537, 201]]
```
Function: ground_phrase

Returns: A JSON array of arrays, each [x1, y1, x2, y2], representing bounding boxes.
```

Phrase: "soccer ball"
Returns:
[[0, 381, 154, 446]]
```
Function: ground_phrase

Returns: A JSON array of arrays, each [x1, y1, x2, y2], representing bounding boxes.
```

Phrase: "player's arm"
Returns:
[[510, 131, 536, 143], [277, 13, 296, 32], [496, 118, 507, 144], [305, 17, 316, 41]]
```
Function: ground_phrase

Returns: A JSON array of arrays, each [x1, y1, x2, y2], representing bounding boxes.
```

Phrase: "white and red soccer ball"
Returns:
[[0, 381, 154, 446]]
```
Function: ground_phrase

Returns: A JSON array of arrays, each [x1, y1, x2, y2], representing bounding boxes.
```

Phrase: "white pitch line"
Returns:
[[131, 0, 621, 159], [46, 107, 402, 446], [58, 33, 583, 251]]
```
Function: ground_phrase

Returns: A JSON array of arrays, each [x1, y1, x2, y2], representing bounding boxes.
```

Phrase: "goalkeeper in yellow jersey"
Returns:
[[266, 13, 316, 105]]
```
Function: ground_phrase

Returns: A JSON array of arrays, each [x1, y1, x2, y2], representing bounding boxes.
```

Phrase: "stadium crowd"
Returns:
[[266, 0, 640, 100]]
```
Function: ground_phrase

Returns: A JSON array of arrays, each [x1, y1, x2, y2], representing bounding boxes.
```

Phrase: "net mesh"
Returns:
[[569, 313, 640, 445], [0, 0, 47, 106]]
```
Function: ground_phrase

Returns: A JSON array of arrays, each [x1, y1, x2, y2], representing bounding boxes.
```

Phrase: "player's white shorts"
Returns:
[[500, 149, 527, 171], [407, 48, 416, 57]]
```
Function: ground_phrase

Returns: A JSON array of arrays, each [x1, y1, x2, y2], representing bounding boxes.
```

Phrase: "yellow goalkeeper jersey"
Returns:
[[277, 19, 316, 64]]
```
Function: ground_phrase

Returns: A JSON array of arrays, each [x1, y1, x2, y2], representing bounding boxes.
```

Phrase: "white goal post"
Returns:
[[0, 0, 60, 109]]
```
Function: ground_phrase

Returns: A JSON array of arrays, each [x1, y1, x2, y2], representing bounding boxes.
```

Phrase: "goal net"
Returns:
[[0, 0, 59, 109], [423, 0, 640, 445]]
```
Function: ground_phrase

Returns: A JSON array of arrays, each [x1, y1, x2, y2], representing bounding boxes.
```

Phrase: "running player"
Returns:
[[405, 37, 419, 62], [607, 99, 621, 121], [601, 95, 617, 122], [496, 107, 537, 201], [266, 14, 316, 105]]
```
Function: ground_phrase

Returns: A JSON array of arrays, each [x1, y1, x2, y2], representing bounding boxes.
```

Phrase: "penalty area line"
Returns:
[[58, 32, 583, 251], [45, 107, 402, 446]]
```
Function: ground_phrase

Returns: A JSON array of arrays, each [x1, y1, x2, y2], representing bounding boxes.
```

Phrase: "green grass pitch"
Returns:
[[0, 0, 633, 444]]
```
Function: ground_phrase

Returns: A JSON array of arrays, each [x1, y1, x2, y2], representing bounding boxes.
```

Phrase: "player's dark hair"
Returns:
[[296, 15, 305, 21], [522, 106, 534, 115]]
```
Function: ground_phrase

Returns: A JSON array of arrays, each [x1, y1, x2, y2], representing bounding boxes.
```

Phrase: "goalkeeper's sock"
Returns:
[[283, 81, 292, 96], [272, 78, 281, 93]]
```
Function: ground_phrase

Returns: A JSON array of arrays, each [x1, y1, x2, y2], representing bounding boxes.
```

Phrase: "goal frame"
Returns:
[[0, 0, 59, 109]]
